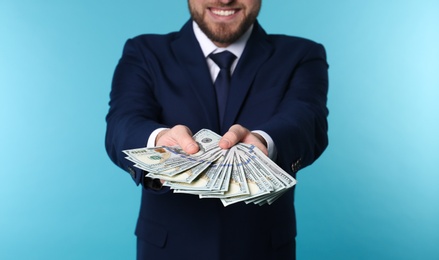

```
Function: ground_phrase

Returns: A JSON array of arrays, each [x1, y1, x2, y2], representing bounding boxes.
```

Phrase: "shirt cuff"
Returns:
[[252, 130, 278, 160], [147, 128, 170, 147]]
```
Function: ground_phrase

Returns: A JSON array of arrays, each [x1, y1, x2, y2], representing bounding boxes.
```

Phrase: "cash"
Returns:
[[123, 129, 296, 206]]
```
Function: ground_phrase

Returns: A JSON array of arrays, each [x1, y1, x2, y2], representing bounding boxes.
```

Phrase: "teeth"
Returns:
[[212, 9, 235, 16]]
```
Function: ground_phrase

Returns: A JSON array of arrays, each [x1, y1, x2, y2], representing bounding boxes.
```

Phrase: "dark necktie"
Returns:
[[209, 51, 236, 126]]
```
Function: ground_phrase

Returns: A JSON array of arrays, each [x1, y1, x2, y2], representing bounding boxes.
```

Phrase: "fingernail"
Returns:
[[219, 139, 230, 148], [186, 143, 197, 153]]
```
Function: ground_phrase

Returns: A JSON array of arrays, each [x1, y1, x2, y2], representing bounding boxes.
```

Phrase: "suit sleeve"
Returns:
[[105, 38, 167, 188], [258, 43, 329, 176]]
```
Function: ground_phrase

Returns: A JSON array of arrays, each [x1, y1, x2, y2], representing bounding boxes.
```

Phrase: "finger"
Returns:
[[219, 124, 249, 149], [156, 125, 199, 154], [171, 125, 199, 154]]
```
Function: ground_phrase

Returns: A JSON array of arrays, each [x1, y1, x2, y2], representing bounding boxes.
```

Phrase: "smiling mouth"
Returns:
[[210, 8, 238, 17]]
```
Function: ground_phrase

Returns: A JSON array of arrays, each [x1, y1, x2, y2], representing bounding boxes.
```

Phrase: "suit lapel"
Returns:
[[170, 20, 221, 131], [223, 22, 273, 131]]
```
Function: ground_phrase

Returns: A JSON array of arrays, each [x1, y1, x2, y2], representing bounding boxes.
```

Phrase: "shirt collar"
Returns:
[[192, 21, 253, 59]]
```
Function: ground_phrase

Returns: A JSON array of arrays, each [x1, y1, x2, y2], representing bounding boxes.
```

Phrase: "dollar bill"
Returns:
[[200, 147, 250, 199], [123, 129, 297, 206]]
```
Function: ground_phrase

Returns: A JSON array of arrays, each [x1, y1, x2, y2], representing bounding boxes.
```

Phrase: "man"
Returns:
[[105, 0, 329, 259]]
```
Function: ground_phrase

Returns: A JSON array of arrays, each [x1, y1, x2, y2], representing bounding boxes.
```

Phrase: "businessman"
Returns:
[[105, 0, 329, 259]]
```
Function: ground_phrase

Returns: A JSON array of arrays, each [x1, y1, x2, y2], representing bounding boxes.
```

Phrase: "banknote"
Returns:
[[123, 128, 222, 175], [123, 129, 297, 206], [219, 149, 274, 206], [199, 147, 250, 199], [167, 155, 226, 194]]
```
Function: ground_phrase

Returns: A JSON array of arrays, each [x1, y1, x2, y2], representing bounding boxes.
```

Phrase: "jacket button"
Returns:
[[291, 158, 302, 173], [127, 167, 136, 179]]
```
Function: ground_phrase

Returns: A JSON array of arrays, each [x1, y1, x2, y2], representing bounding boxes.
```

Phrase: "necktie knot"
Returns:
[[209, 51, 236, 70]]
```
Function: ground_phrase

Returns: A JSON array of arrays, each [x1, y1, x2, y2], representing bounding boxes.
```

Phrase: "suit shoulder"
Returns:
[[116, 31, 183, 60], [267, 34, 323, 48], [265, 34, 327, 60], [128, 31, 179, 48]]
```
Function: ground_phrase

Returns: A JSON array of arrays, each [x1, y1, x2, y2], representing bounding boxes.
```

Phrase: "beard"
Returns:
[[189, 2, 260, 45]]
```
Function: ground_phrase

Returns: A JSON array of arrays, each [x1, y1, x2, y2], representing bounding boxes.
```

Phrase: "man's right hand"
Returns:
[[155, 125, 200, 155]]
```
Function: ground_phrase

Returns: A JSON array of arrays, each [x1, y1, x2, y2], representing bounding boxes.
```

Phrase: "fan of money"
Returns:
[[123, 129, 296, 207]]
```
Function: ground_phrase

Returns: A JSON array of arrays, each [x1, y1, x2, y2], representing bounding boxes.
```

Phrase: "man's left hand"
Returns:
[[219, 124, 268, 156]]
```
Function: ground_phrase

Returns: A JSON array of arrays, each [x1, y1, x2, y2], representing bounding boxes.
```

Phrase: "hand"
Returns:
[[219, 124, 268, 156], [155, 125, 199, 154]]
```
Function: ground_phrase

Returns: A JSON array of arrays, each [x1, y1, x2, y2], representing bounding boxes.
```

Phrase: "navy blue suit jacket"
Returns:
[[106, 20, 328, 259]]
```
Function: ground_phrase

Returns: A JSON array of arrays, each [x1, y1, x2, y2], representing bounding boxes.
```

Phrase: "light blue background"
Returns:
[[1, 1, 438, 259]]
